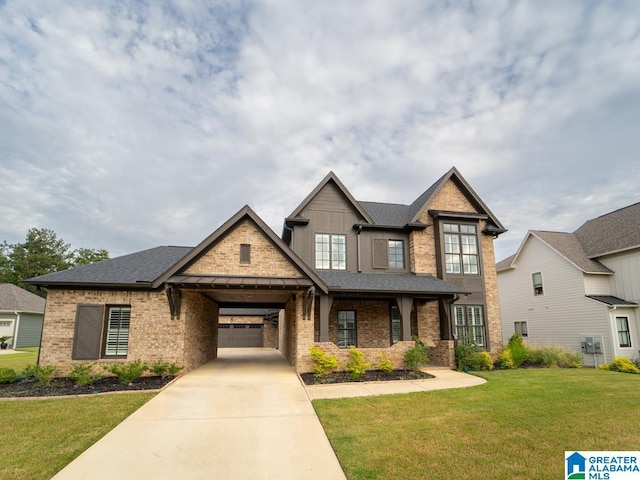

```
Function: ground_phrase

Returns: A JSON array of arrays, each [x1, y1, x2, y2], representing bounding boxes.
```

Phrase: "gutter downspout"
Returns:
[[13, 311, 20, 349], [605, 305, 619, 366], [356, 224, 362, 273]]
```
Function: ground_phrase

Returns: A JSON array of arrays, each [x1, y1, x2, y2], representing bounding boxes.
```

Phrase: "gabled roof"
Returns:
[[408, 167, 506, 234], [574, 202, 640, 258], [497, 231, 613, 274], [155, 205, 328, 293], [287, 168, 506, 235], [0, 283, 46, 313], [286, 171, 374, 224], [27, 246, 192, 288], [315, 271, 468, 296]]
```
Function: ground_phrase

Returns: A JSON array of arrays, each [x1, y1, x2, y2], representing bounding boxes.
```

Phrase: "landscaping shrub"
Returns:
[[478, 351, 494, 371], [507, 333, 529, 367], [104, 360, 148, 385], [377, 352, 394, 373], [0, 367, 17, 384], [24, 364, 58, 386], [68, 363, 102, 386], [344, 346, 371, 380], [310, 346, 338, 377], [524, 346, 583, 369], [599, 357, 640, 374], [455, 340, 481, 371], [497, 349, 514, 369], [150, 361, 184, 378], [404, 337, 429, 371]]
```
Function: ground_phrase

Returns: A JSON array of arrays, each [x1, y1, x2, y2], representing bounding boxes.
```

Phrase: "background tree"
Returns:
[[72, 248, 109, 267], [0, 228, 109, 296]]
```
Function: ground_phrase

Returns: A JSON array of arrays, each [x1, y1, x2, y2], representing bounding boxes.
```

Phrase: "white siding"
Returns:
[[583, 274, 611, 295], [608, 307, 640, 360], [599, 248, 640, 303], [498, 236, 615, 366]]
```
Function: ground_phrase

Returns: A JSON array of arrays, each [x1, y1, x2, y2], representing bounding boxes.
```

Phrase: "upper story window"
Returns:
[[315, 233, 346, 270], [443, 223, 479, 275], [388, 240, 404, 268], [532, 272, 543, 296], [373, 239, 405, 269]]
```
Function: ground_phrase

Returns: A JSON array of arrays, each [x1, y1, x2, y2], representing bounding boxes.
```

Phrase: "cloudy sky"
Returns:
[[1, 1, 639, 263]]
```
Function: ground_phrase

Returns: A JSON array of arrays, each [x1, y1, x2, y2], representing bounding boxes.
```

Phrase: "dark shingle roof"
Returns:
[[359, 202, 412, 226], [27, 246, 192, 287], [574, 202, 640, 258], [532, 231, 612, 274], [586, 295, 639, 307], [315, 271, 468, 295], [0, 284, 46, 313]]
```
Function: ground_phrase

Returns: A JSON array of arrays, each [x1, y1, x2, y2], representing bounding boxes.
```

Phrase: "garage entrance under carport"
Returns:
[[165, 275, 316, 369]]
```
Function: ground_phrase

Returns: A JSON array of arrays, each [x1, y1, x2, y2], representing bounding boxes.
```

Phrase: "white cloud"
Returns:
[[1, 0, 639, 262]]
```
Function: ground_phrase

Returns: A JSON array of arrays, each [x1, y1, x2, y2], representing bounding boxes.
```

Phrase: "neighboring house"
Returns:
[[0, 283, 46, 348], [28, 167, 506, 373], [497, 202, 640, 367]]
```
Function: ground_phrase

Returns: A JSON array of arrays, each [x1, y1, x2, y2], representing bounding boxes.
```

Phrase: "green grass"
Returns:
[[0, 393, 155, 480], [313, 369, 640, 480], [0, 347, 39, 373]]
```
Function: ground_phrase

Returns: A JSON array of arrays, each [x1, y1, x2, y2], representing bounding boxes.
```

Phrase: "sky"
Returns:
[[1, 0, 639, 263]]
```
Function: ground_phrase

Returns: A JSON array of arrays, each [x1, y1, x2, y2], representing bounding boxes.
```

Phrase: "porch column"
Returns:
[[397, 296, 413, 341], [319, 294, 333, 342], [439, 298, 455, 340]]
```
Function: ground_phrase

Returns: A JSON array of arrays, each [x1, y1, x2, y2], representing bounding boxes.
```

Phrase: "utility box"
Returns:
[[581, 337, 602, 354]]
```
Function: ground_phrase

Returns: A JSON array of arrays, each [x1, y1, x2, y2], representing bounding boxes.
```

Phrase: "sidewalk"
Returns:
[[304, 368, 486, 400]]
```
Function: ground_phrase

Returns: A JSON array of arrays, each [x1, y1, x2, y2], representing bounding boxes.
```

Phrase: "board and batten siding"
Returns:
[[498, 235, 615, 366], [293, 181, 366, 272], [598, 248, 640, 303]]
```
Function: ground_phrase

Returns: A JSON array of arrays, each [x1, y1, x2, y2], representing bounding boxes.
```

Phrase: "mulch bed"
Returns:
[[0, 376, 175, 398], [300, 369, 434, 385]]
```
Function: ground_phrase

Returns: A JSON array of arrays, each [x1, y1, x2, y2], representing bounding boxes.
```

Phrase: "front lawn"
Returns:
[[0, 347, 39, 373], [313, 369, 640, 480], [0, 393, 155, 480]]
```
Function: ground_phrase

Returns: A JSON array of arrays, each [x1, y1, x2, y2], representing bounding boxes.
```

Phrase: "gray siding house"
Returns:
[[0, 283, 46, 348], [497, 202, 640, 367]]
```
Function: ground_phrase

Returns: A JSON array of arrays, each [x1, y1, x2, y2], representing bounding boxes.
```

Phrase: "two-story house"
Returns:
[[28, 167, 505, 373], [497, 202, 640, 367]]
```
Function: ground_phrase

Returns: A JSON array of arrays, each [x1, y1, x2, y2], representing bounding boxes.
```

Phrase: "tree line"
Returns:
[[0, 228, 109, 297]]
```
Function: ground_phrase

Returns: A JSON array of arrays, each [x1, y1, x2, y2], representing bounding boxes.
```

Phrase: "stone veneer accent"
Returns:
[[185, 219, 301, 277]]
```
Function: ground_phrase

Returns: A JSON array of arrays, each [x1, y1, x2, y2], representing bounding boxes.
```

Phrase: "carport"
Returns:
[[164, 274, 317, 367]]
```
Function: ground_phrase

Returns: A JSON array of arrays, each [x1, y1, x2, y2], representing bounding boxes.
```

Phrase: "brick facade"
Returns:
[[185, 219, 301, 278]]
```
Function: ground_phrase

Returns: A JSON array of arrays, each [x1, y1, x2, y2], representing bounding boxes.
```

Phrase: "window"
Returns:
[[315, 233, 346, 270], [72, 304, 131, 360], [240, 244, 251, 264], [443, 223, 479, 274], [616, 316, 631, 348], [373, 239, 405, 269], [514, 321, 528, 337], [103, 306, 131, 357], [532, 272, 543, 296], [390, 305, 401, 344], [0, 320, 12, 327], [454, 305, 485, 346], [388, 240, 404, 268], [337, 310, 356, 348]]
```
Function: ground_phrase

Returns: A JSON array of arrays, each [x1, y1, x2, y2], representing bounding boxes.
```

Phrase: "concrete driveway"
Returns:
[[52, 348, 346, 480]]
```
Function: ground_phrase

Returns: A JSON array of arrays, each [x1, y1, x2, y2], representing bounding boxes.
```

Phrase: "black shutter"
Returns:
[[72, 305, 104, 360], [373, 239, 388, 269]]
